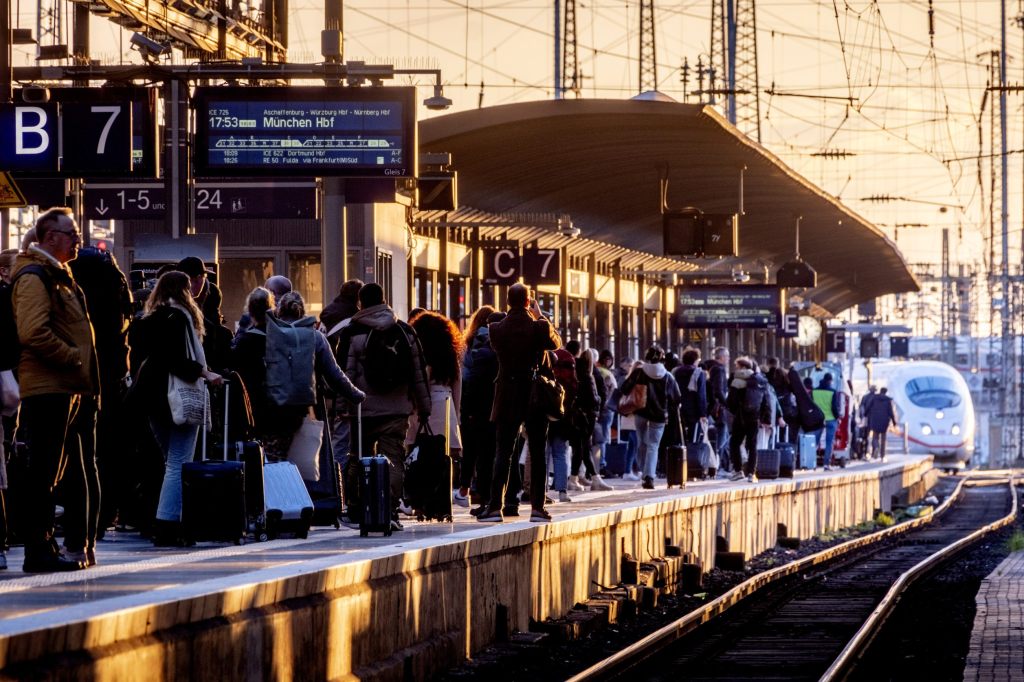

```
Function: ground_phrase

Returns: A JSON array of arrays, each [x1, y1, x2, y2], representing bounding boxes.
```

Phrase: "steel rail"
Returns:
[[567, 475, 973, 682], [821, 476, 1018, 681]]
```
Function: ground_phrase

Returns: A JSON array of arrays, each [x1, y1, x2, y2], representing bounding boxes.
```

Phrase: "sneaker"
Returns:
[[397, 500, 414, 516], [470, 504, 489, 517], [530, 508, 552, 523], [642, 476, 655, 490], [453, 490, 470, 508], [747, 474, 758, 483], [625, 472, 641, 481], [502, 505, 520, 517], [567, 476, 585, 492], [0, 552, 6, 570], [589, 474, 613, 491], [824, 466, 832, 472], [729, 471, 745, 482], [390, 518, 404, 531], [477, 507, 503, 523], [61, 548, 88, 565], [558, 491, 572, 503]]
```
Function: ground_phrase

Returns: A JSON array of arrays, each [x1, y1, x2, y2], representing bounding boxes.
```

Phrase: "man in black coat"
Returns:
[[866, 387, 897, 461], [321, 279, 363, 333], [480, 284, 561, 523]]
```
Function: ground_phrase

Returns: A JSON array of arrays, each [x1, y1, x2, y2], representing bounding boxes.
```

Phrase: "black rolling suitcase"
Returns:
[[357, 404, 393, 537], [307, 396, 345, 528], [666, 444, 686, 488], [404, 396, 454, 522], [603, 414, 628, 477], [182, 382, 247, 545], [777, 427, 796, 478], [754, 427, 781, 480]]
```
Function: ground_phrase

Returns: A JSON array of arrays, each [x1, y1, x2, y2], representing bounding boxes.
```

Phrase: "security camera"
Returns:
[[423, 84, 453, 111], [130, 32, 169, 63], [21, 86, 50, 103], [558, 218, 580, 238]]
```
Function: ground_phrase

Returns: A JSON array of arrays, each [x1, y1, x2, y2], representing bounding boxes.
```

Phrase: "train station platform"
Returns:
[[964, 549, 1024, 680], [0, 455, 937, 681]]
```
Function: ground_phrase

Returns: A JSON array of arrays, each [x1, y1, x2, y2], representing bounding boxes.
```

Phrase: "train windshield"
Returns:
[[905, 376, 962, 409]]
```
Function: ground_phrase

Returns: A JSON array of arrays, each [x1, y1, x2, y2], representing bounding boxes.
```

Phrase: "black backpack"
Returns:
[[363, 323, 414, 393], [743, 375, 766, 416]]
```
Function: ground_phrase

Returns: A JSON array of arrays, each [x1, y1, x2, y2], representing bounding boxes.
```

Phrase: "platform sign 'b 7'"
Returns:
[[521, 247, 562, 286]]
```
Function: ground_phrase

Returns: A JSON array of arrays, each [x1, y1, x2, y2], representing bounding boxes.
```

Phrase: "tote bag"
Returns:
[[287, 412, 324, 482], [167, 327, 210, 430]]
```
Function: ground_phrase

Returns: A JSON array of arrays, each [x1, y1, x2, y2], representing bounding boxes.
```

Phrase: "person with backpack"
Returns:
[[708, 347, 732, 471], [725, 356, 770, 482], [68, 246, 133, 540], [547, 348, 580, 502], [619, 345, 681, 490], [765, 357, 799, 445], [811, 373, 843, 470], [257, 292, 365, 462], [11, 208, 100, 571], [336, 284, 431, 531]]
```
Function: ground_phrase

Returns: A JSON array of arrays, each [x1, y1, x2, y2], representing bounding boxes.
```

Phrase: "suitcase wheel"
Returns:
[[297, 529, 309, 540], [333, 521, 340, 530], [385, 528, 393, 537], [360, 529, 368, 537], [258, 531, 269, 542], [416, 514, 425, 522]]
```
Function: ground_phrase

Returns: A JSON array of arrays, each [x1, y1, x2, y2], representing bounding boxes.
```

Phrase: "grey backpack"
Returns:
[[265, 312, 317, 407]]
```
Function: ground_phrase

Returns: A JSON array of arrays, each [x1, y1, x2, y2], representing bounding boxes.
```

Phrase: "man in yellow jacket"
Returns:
[[12, 207, 99, 572]]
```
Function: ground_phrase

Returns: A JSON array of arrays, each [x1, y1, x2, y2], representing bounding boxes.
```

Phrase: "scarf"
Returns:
[[169, 300, 208, 370]]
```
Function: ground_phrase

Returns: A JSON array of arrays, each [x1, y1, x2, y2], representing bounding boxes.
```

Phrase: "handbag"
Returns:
[[166, 328, 211, 430], [618, 377, 647, 416], [530, 370, 566, 422], [287, 411, 324, 482], [1, 369, 19, 417], [696, 421, 719, 470]]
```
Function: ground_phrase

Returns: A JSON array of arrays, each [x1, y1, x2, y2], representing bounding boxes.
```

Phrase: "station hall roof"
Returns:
[[419, 98, 920, 316]]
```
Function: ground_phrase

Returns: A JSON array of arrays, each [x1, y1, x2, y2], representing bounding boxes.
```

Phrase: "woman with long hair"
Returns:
[[619, 345, 681, 490], [137, 271, 223, 545], [406, 310, 464, 472]]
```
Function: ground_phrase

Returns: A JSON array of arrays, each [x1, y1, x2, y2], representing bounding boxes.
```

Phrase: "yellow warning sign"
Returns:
[[0, 172, 27, 208]]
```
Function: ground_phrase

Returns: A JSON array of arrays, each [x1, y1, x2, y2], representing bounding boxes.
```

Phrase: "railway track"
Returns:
[[568, 476, 1018, 682]]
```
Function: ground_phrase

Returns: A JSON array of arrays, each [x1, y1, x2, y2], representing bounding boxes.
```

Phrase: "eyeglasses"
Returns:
[[51, 228, 82, 241]]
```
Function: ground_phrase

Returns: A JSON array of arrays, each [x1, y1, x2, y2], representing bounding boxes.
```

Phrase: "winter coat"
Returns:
[[133, 307, 205, 423], [575, 353, 600, 416], [68, 246, 132, 390], [231, 324, 271, 426], [672, 364, 708, 422], [461, 326, 499, 423], [11, 247, 99, 399], [320, 296, 358, 335], [488, 307, 562, 424], [726, 368, 770, 427], [708, 361, 729, 418], [621, 362, 681, 423], [866, 394, 898, 432], [336, 303, 431, 419]]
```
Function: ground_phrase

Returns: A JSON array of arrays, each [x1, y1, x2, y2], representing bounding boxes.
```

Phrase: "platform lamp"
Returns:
[[776, 214, 818, 288]]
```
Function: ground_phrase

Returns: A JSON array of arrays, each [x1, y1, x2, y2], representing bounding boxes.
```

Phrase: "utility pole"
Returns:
[[1000, 0, 1011, 434], [561, 0, 580, 98], [709, 0, 761, 140], [321, 0, 347, 300], [1, 0, 9, 249], [638, 0, 656, 93], [554, 0, 561, 99]]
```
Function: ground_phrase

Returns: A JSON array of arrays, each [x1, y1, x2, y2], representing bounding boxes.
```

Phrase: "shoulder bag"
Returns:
[[530, 369, 566, 422], [167, 326, 211, 430], [618, 373, 648, 416]]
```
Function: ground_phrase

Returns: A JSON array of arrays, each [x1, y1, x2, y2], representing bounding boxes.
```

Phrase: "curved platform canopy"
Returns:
[[419, 98, 919, 315]]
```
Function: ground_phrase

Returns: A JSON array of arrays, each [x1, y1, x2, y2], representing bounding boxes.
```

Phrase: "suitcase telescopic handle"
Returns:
[[356, 402, 362, 459], [223, 379, 230, 461]]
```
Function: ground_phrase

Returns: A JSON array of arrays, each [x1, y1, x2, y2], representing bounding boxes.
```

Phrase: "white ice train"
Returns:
[[851, 360, 975, 470]]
